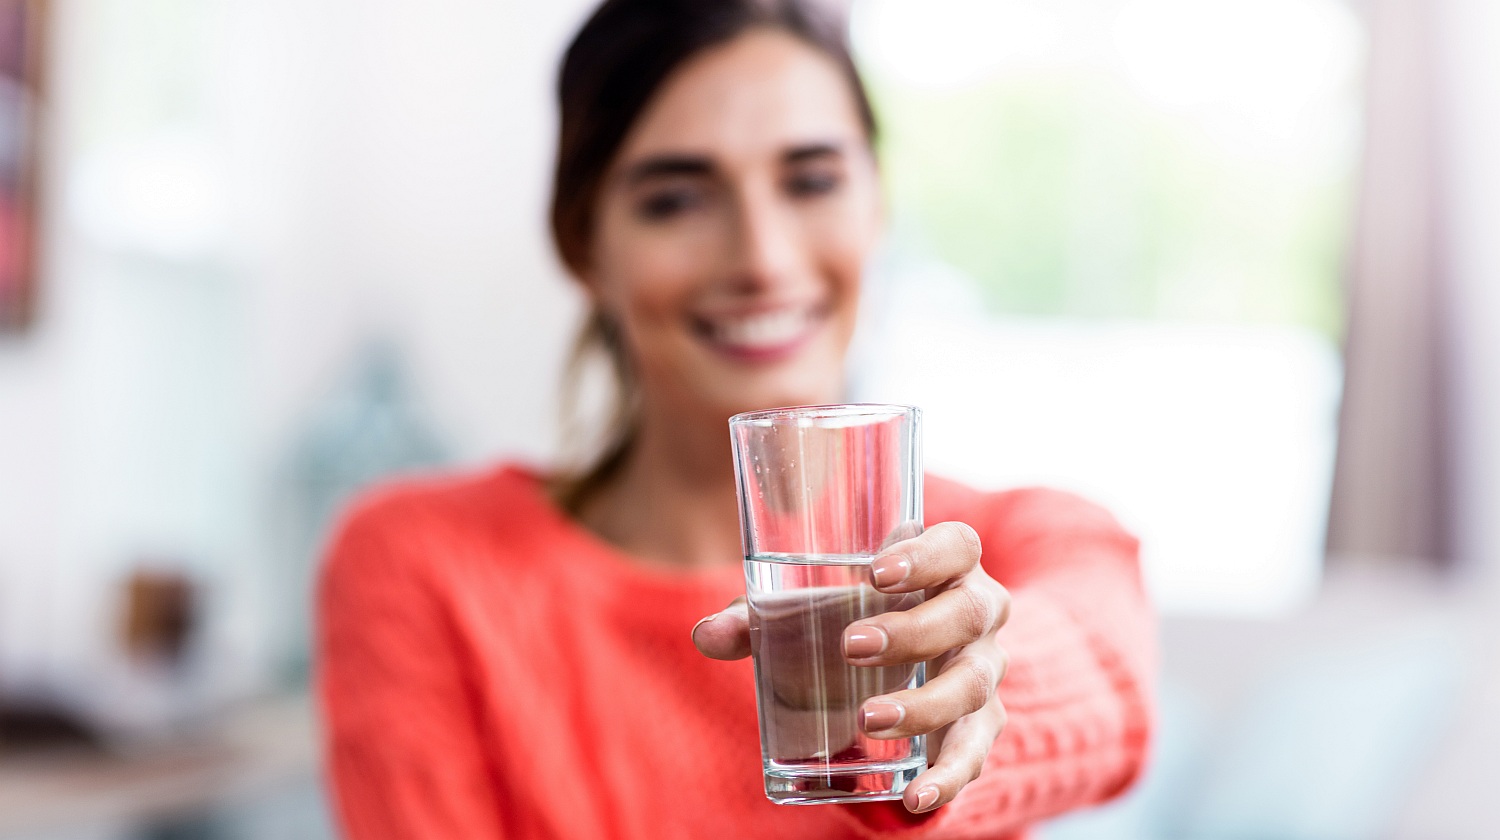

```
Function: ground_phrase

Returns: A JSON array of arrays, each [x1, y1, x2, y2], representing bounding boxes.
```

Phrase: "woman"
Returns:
[[317, 0, 1155, 837]]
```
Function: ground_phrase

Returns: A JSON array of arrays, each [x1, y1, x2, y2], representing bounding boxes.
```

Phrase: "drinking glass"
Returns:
[[729, 404, 925, 804]]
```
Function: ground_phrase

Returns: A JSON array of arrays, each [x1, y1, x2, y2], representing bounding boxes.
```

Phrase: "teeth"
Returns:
[[711, 309, 811, 349]]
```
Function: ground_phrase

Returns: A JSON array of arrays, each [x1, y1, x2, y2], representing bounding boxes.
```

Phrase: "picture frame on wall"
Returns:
[[0, 0, 42, 333]]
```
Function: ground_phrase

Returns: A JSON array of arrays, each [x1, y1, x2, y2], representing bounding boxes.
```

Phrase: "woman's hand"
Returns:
[[693, 522, 1011, 814]]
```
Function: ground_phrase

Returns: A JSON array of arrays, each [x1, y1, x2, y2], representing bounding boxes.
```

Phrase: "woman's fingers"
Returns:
[[844, 578, 1011, 666], [858, 641, 1008, 739], [868, 521, 983, 592], [870, 519, 984, 591], [691, 597, 751, 660], [902, 696, 1008, 813]]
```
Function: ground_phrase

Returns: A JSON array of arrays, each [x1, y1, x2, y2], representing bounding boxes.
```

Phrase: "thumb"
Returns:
[[691, 597, 751, 660]]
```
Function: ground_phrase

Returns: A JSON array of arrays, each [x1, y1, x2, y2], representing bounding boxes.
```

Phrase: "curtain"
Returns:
[[1325, 0, 1453, 566]]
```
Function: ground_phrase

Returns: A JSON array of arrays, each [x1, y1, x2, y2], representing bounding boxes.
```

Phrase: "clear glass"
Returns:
[[729, 404, 925, 804]]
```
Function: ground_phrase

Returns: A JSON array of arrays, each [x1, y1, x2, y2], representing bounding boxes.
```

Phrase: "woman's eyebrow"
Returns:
[[783, 142, 843, 164], [619, 143, 845, 185], [621, 154, 715, 186]]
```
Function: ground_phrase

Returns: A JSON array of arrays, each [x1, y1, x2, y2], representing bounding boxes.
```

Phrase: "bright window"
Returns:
[[849, 0, 1365, 615]]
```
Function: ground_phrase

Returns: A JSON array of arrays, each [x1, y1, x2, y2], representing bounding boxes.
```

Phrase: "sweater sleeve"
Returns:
[[316, 497, 509, 839], [839, 488, 1157, 839]]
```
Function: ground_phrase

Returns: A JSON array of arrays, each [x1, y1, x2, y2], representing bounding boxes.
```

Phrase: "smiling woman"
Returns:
[[316, 1, 1156, 837], [572, 28, 879, 461], [548, 9, 882, 512]]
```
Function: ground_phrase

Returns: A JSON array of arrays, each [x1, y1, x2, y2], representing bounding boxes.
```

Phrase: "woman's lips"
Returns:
[[693, 306, 823, 363]]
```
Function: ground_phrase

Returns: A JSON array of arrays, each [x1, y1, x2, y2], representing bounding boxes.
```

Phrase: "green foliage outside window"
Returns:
[[868, 73, 1357, 338]]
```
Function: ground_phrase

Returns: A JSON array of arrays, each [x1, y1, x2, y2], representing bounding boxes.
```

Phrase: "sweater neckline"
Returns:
[[501, 464, 744, 596]]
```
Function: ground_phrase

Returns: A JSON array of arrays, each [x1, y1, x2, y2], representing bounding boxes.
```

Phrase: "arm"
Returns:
[[316, 501, 510, 839], [691, 488, 1156, 837]]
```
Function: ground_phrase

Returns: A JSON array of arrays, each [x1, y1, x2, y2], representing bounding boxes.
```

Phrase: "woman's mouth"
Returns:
[[693, 305, 825, 363]]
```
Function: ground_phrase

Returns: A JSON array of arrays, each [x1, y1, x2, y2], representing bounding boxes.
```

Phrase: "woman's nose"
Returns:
[[725, 185, 802, 293]]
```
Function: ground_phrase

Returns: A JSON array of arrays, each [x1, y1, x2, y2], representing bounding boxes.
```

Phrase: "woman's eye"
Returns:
[[636, 187, 702, 221], [785, 171, 841, 198]]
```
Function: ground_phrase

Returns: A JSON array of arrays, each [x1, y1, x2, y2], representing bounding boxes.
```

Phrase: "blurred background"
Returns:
[[0, 0, 1496, 837]]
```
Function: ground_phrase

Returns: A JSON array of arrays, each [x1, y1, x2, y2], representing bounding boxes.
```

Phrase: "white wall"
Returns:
[[226, 0, 596, 466], [0, 0, 598, 701]]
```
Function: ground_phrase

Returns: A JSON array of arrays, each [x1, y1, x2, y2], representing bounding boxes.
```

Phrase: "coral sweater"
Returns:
[[317, 465, 1155, 839]]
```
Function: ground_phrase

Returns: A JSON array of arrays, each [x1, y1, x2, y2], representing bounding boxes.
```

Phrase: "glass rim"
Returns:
[[728, 403, 918, 427]]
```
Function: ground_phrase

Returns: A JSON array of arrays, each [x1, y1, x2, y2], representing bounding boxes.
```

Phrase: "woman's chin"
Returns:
[[687, 337, 847, 416], [708, 374, 842, 418], [653, 332, 849, 419]]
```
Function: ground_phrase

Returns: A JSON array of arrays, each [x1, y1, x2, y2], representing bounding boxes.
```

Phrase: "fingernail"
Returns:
[[862, 699, 905, 732], [690, 613, 718, 640], [915, 786, 940, 812], [871, 554, 911, 588], [843, 626, 888, 659]]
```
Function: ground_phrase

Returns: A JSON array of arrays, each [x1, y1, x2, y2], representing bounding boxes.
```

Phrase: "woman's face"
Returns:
[[584, 29, 882, 422]]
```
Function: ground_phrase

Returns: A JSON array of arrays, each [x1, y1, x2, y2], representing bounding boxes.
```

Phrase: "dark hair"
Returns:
[[548, 0, 879, 511]]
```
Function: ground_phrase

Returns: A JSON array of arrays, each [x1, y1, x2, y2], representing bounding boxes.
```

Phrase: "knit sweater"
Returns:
[[317, 464, 1155, 839]]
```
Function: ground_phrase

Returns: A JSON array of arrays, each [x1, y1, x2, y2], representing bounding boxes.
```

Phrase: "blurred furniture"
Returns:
[[0, 694, 328, 840], [859, 278, 1342, 617], [1040, 565, 1494, 840]]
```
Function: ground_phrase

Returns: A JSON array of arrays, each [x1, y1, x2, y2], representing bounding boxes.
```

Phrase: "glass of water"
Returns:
[[729, 404, 925, 805]]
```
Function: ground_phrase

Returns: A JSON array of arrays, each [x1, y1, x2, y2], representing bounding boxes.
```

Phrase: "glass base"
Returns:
[[763, 758, 924, 805]]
